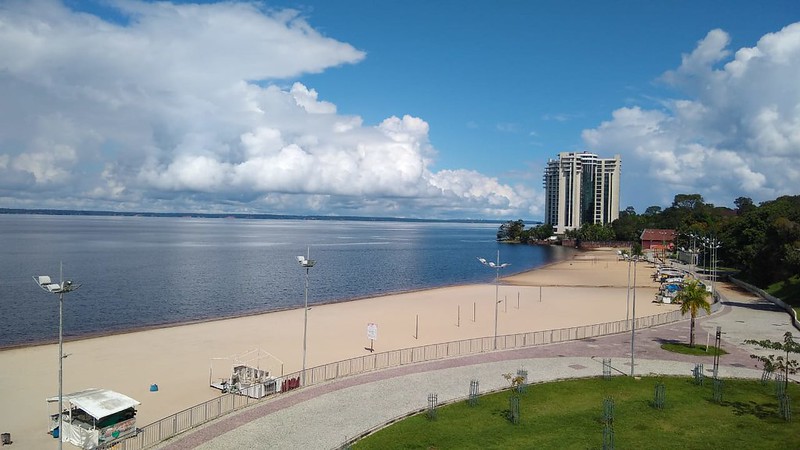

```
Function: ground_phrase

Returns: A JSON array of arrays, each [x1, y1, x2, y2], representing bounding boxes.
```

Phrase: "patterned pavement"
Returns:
[[158, 282, 798, 449]]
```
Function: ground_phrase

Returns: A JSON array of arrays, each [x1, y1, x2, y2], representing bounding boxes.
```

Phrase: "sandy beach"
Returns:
[[0, 248, 675, 449]]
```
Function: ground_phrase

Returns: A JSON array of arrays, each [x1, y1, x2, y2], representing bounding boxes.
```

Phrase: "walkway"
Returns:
[[160, 283, 798, 449]]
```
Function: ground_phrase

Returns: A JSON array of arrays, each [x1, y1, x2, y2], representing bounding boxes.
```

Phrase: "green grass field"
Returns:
[[354, 376, 799, 449], [766, 275, 800, 315], [660, 342, 729, 356]]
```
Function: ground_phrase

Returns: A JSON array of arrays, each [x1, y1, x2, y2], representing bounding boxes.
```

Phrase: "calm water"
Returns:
[[0, 215, 572, 347]]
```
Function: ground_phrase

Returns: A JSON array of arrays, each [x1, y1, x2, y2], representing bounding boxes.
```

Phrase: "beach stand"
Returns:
[[46, 388, 139, 449], [209, 348, 284, 398]]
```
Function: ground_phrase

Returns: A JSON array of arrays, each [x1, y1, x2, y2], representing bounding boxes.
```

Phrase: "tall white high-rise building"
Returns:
[[543, 152, 621, 234]]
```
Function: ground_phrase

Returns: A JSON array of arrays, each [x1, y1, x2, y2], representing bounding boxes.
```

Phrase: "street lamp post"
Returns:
[[701, 237, 721, 298], [681, 232, 698, 273], [629, 256, 638, 377], [625, 255, 632, 322], [711, 238, 721, 299], [700, 239, 708, 283], [34, 262, 80, 450], [296, 249, 316, 386], [477, 250, 510, 350]]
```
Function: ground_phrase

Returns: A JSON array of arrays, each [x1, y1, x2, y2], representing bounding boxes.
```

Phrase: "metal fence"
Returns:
[[102, 308, 686, 449]]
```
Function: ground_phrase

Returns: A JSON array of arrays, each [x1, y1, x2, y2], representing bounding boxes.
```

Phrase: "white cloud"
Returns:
[[542, 113, 580, 122], [496, 123, 519, 132], [12, 143, 78, 185], [290, 83, 337, 114], [583, 23, 800, 209], [0, 0, 535, 219]]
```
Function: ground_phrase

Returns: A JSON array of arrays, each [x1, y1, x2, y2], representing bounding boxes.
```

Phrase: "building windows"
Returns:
[[543, 152, 621, 234]]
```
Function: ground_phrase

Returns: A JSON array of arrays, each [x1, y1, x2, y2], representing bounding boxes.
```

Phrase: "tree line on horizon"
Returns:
[[498, 194, 800, 290]]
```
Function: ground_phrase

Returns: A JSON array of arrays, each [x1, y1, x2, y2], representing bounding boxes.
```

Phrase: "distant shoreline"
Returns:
[[0, 207, 542, 225]]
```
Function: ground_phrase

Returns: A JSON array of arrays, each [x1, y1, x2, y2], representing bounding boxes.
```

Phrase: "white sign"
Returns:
[[367, 323, 378, 341]]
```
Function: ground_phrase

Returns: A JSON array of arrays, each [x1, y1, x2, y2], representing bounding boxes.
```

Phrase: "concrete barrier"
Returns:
[[729, 277, 800, 331]]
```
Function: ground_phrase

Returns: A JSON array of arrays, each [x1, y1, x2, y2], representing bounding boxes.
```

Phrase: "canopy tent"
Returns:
[[47, 388, 139, 449], [48, 388, 139, 420], [210, 348, 284, 398]]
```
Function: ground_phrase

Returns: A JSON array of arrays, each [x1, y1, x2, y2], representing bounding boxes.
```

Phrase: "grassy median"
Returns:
[[354, 376, 799, 449]]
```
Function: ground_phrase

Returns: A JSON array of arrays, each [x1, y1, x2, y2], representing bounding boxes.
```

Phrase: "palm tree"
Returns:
[[676, 279, 712, 347]]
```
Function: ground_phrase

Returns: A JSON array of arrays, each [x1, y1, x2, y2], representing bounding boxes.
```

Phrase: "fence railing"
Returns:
[[102, 308, 687, 449]]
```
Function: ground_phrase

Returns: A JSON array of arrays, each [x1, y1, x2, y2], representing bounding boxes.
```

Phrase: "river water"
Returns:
[[0, 214, 571, 347]]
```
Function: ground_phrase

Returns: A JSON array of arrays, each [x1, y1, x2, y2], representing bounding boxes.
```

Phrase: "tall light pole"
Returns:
[[680, 232, 698, 271], [296, 249, 315, 386], [34, 262, 80, 449], [701, 237, 721, 297], [629, 256, 638, 377], [477, 250, 510, 350], [710, 238, 721, 299], [625, 254, 632, 322], [689, 233, 698, 275]]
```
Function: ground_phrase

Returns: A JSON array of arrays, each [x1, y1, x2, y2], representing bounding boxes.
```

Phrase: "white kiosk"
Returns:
[[47, 388, 139, 449]]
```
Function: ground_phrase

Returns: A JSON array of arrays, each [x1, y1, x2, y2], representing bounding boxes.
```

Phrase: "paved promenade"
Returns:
[[160, 282, 798, 450]]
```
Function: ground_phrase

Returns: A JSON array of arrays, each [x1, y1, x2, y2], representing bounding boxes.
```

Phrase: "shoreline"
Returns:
[[0, 246, 580, 351], [0, 247, 673, 450]]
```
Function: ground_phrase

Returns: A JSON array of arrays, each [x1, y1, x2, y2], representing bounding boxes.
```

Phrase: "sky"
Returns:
[[1, 0, 799, 220]]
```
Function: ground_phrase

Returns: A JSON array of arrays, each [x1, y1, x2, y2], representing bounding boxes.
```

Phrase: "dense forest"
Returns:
[[498, 194, 800, 294]]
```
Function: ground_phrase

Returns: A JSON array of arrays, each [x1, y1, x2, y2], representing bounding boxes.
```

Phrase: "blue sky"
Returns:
[[1, 0, 799, 220]]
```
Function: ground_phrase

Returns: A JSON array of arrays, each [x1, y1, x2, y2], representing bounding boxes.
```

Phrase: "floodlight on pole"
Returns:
[[296, 249, 315, 386], [712, 238, 721, 298], [701, 237, 721, 298], [34, 262, 81, 450], [629, 256, 638, 377], [689, 233, 699, 272], [625, 255, 632, 322], [477, 250, 510, 350]]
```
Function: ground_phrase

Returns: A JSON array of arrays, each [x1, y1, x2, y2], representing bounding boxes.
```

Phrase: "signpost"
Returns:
[[366, 323, 377, 352]]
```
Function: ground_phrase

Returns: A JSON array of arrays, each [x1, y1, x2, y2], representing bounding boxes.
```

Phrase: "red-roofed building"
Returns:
[[640, 229, 676, 250]]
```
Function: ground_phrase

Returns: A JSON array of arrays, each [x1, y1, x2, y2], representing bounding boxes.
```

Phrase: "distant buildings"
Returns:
[[640, 229, 676, 250], [641, 228, 676, 262], [543, 152, 621, 234]]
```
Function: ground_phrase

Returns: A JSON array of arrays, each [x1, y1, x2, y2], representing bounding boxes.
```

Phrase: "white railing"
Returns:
[[102, 308, 687, 449]]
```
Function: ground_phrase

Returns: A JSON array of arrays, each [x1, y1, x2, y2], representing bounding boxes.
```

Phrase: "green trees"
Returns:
[[496, 220, 555, 243], [494, 194, 799, 301], [497, 219, 526, 242], [676, 279, 712, 347], [527, 223, 554, 241], [723, 195, 800, 285], [744, 332, 800, 391], [644, 205, 662, 216], [565, 223, 616, 241], [672, 194, 706, 210], [611, 207, 642, 241], [605, 193, 798, 291], [734, 197, 756, 216]]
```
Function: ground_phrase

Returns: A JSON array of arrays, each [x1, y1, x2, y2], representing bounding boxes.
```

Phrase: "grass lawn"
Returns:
[[660, 342, 729, 356], [766, 275, 800, 311], [354, 377, 799, 450]]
